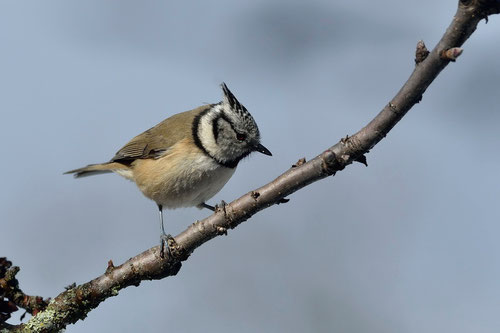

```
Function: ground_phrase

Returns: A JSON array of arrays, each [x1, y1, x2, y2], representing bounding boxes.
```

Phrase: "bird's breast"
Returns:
[[130, 138, 236, 209]]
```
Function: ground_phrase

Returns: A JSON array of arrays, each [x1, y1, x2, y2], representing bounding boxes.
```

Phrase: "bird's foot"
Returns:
[[215, 200, 227, 211], [159, 233, 176, 259]]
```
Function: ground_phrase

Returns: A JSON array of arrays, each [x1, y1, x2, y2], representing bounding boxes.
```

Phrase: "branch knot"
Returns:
[[320, 149, 339, 175]]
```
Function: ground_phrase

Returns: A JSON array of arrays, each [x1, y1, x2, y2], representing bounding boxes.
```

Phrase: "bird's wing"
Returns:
[[111, 105, 210, 164]]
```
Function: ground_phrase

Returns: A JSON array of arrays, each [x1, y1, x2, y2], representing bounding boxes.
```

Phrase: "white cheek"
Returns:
[[198, 113, 219, 156]]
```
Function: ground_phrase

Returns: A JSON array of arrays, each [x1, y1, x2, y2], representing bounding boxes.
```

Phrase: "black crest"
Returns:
[[221, 82, 249, 115]]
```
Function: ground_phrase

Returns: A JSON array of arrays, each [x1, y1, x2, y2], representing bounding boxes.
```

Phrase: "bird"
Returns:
[[65, 83, 272, 257]]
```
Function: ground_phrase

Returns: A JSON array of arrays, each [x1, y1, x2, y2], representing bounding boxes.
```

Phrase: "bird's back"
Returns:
[[112, 105, 212, 164]]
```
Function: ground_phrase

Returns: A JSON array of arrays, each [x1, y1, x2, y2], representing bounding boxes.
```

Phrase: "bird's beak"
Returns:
[[254, 143, 272, 156]]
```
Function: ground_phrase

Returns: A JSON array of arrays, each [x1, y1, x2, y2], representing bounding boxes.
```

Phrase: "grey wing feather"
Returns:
[[114, 142, 148, 160], [111, 129, 165, 163]]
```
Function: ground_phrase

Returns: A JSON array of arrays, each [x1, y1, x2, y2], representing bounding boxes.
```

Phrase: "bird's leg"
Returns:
[[158, 204, 174, 258], [198, 202, 215, 211]]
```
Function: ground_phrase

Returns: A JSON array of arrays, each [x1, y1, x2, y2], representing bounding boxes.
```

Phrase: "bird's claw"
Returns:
[[159, 233, 175, 259], [215, 200, 227, 212]]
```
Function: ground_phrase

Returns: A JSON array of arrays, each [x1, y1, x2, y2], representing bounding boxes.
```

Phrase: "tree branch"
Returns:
[[0, 258, 49, 329], [4, 0, 500, 331]]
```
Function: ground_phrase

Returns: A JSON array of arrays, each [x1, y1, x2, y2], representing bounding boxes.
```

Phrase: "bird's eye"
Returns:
[[236, 133, 246, 141]]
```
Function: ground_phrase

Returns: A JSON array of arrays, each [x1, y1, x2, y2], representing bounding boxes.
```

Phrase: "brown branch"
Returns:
[[8, 0, 500, 332]]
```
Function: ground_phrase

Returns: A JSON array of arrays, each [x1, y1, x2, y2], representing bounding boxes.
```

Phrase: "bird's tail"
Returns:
[[64, 162, 128, 178]]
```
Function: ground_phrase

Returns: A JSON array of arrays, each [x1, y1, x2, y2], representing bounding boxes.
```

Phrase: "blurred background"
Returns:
[[1, 0, 500, 332]]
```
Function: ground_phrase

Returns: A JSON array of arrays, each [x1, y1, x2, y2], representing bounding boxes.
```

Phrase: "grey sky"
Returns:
[[1, 1, 500, 332]]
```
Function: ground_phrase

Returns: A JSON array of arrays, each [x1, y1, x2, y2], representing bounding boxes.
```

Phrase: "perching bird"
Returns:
[[65, 83, 272, 256]]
